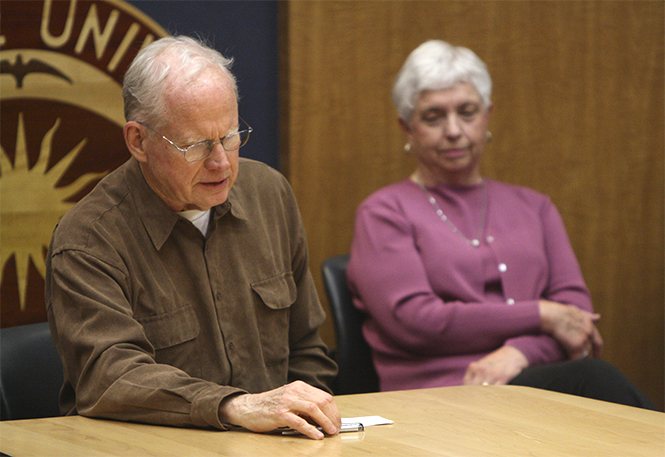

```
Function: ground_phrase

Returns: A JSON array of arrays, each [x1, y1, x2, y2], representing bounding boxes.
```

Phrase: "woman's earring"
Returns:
[[486, 131, 493, 143], [404, 143, 411, 154]]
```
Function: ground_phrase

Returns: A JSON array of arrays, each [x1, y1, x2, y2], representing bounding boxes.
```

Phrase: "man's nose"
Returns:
[[205, 143, 231, 168]]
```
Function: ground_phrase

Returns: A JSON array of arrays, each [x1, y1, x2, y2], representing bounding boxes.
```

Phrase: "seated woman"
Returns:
[[347, 40, 655, 409]]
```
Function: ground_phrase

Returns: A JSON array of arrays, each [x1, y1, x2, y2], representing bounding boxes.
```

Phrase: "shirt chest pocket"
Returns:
[[251, 272, 296, 369], [137, 305, 201, 375]]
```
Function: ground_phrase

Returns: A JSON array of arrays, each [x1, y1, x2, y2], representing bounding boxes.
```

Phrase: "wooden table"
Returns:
[[1, 385, 663, 456]]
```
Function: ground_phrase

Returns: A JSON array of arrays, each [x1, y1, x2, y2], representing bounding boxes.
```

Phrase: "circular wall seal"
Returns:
[[0, 0, 168, 326]]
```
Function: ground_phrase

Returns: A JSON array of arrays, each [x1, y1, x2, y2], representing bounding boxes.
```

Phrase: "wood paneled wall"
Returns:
[[280, 1, 664, 409]]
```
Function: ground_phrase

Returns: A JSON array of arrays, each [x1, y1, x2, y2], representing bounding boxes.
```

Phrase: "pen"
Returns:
[[280, 422, 364, 435]]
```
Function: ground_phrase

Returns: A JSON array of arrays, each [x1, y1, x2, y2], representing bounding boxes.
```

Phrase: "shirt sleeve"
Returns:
[[279, 178, 338, 392], [47, 246, 244, 429], [347, 195, 543, 357], [285, 259, 339, 393]]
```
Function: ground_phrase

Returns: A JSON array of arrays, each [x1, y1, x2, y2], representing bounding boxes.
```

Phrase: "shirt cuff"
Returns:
[[191, 386, 247, 430]]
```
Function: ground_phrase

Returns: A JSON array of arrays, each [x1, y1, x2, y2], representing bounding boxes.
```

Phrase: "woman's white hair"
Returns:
[[123, 36, 238, 125], [392, 40, 492, 123]]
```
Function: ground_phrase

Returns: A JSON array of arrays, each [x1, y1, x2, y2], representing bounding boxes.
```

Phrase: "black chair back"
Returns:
[[1, 322, 63, 420], [322, 254, 379, 395]]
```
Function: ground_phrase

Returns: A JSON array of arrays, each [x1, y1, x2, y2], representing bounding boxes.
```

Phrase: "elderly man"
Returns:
[[46, 36, 340, 440]]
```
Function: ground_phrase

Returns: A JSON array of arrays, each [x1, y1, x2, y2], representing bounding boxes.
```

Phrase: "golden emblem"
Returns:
[[0, 0, 167, 325]]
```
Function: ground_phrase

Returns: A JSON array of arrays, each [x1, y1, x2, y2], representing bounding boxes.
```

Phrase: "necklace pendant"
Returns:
[[471, 239, 481, 247]]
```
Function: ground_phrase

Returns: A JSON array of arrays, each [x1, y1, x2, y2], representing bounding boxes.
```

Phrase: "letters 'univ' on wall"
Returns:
[[280, 1, 664, 409]]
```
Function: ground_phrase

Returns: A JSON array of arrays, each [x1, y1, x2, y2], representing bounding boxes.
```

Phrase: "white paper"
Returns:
[[343, 415, 394, 427]]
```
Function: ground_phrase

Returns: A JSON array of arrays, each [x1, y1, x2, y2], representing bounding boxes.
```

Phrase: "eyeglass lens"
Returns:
[[184, 129, 250, 162]]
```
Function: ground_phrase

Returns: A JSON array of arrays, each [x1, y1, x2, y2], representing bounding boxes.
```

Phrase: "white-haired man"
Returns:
[[46, 36, 340, 440]]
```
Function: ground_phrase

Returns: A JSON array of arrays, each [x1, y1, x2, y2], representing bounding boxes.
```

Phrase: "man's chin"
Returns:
[[201, 193, 230, 210]]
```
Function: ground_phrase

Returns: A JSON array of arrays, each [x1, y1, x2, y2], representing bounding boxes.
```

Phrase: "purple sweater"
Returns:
[[347, 179, 593, 391]]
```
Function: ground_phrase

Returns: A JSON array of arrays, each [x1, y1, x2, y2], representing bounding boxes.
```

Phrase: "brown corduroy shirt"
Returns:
[[45, 157, 337, 429]]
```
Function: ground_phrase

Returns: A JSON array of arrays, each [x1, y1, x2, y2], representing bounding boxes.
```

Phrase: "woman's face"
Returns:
[[402, 81, 492, 185]]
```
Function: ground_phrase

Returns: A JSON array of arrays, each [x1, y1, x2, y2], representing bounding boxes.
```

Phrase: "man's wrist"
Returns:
[[218, 392, 247, 426]]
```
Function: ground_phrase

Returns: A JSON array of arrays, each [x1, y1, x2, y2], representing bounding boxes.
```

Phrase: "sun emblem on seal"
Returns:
[[0, 114, 106, 309], [0, 0, 167, 324]]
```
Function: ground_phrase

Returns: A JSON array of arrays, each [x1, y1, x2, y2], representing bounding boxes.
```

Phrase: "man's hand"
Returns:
[[539, 300, 603, 359], [219, 381, 341, 440], [463, 346, 529, 386]]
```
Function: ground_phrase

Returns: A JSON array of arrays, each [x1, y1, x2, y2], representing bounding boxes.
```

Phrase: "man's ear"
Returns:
[[124, 121, 149, 163]]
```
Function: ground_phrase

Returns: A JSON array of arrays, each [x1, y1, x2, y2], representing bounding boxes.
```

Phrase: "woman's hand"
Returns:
[[219, 381, 341, 440], [538, 300, 603, 360], [463, 346, 529, 386]]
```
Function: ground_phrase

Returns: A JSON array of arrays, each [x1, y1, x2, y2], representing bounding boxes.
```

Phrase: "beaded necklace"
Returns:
[[412, 175, 487, 248]]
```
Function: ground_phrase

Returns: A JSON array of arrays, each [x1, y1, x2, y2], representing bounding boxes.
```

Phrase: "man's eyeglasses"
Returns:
[[138, 118, 252, 162]]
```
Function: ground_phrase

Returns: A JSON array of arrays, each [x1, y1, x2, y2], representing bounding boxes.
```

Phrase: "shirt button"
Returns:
[[486, 236, 494, 243], [506, 298, 515, 305], [216, 292, 222, 301], [498, 263, 507, 273], [228, 341, 235, 350]]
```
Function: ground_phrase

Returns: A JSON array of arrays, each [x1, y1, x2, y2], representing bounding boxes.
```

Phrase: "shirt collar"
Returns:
[[124, 158, 247, 250], [216, 184, 248, 222]]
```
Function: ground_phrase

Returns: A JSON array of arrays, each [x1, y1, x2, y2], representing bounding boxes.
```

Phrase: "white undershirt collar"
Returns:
[[178, 209, 212, 236]]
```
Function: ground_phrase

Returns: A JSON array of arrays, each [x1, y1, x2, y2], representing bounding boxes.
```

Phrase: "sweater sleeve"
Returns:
[[539, 198, 593, 312], [505, 198, 593, 365]]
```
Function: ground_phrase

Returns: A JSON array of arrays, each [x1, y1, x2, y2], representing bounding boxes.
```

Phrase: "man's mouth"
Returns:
[[201, 177, 228, 187]]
